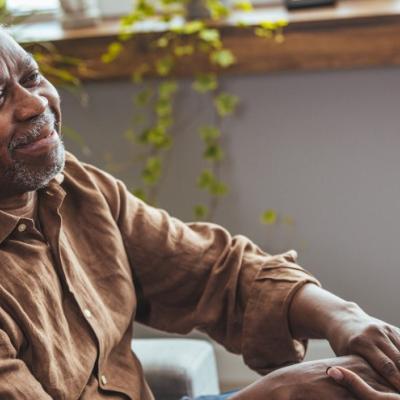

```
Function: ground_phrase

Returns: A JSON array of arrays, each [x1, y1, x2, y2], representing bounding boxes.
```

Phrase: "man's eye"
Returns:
[[23, 71, 41, 86]]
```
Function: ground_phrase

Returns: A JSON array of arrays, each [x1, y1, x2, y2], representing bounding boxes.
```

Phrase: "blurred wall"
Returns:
[[60, 66, 400, 388]]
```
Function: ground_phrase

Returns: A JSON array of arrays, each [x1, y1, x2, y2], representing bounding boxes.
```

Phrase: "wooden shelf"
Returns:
[[14, 0, 400, 81]]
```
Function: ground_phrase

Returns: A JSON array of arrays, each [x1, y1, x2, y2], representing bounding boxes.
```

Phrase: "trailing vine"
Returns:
[[102, 0, 287, 223]]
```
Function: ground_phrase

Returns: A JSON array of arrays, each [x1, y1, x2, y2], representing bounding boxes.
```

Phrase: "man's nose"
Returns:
[[13, 87, 48, 122]]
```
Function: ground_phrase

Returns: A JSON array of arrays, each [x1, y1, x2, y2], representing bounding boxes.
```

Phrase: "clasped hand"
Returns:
[[230, 355, 398, 400]]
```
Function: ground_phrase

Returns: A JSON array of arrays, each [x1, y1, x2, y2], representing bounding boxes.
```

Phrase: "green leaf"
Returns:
[[118, 30, 134, 42], [210, 49, 236, 68], [276, 19, 288, 27], [132, 188, 148, 202], [204, 144, 224, 161], [147, 126, 172, 149], [194, 204, 209, 219], [142, 157, 162, 185], [161, 0, 179, 5], [39, 66, 80, 87], [199, 125, 221, 142], [157, 116, 173, 130], [155, 98, 172, 117], [137, 128, 151, 144], [136, 0, 156, 17], [209, 180, 228, 196], [193, 74, 218, 93], [157, 36, 170, 48], [159, 80, 178, 98], [214, 92, 239, 117], [148, 126, 166, 144], [101, 42, 123, 64], [131, 63, 150, 83], [261, 209, 278, 225], [205, 0, 230, 19], [121, 13, 140, 27], [175, 20, 205, 34], [234, 1, 253, 11], [156, 56, 174, 76], [197, 169, 215, 189], [134, 88, 153, 106], [260, 20, 278, 30], [254, 27, 273, 39], [174, 45, 194, 57], [198, 29, 221, 47]]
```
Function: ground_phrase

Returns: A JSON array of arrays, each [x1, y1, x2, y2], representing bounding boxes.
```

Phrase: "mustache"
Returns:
[[9, 110, 57, 151]]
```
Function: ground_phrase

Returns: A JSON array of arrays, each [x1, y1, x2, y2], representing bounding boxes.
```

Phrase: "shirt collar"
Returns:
[[0, 211, 19, 245], [0, 172, 65, 245]]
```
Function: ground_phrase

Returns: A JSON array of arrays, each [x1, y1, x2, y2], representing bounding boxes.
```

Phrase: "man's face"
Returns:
[[0, 31, 64, 199]]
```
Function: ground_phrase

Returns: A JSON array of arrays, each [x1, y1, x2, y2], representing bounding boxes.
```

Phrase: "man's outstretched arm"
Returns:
[[86, 160, 400, 391]]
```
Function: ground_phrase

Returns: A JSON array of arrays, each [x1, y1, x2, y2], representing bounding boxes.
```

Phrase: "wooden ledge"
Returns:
[[13, 0, 400, 80]]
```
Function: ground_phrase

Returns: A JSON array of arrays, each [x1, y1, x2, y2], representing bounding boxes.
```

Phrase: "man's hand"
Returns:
[[328, 366, 400, 399], [289, 284, 400, 391], [327, 306, 400, 391], [230, 356, 395, 400]]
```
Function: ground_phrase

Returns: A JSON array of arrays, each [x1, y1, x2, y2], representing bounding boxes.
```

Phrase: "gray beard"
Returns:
[[6, 139, 65, 192]]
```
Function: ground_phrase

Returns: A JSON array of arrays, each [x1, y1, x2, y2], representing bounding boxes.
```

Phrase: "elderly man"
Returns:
[[0, 28, 399, 400]]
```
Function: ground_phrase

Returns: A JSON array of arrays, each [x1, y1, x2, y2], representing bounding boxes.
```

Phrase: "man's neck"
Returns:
[[0, 191, 36, 215]]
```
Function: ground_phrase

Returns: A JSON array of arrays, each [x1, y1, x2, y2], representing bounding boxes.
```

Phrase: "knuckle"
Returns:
[[394, 355, 400, 365], [380, 359, 397, 377], [365, 324, 383, 336], [348, 335, 368, 350]]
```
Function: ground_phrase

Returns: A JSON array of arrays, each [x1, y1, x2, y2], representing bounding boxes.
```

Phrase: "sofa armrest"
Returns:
[[132, 339, 220, 400]]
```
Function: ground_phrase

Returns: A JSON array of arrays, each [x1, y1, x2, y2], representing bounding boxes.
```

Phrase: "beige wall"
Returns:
[[60, 66, 400, 387]]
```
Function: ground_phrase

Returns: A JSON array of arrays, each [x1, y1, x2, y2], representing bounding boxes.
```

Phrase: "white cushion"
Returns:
[[132, 338, 220, 400]]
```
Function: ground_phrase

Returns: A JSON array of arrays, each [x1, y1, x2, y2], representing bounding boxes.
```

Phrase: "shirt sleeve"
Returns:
[[0, 309, 52, 399], [84, 164, 321, 373]]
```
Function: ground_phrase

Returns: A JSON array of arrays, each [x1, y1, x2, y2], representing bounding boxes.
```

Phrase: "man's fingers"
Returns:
[[360, 346, 400, 391], [327, 367, 400, 399], [327, 367, 380, 400], [388, 329, 400, 356], [380, 337, 400, 373]]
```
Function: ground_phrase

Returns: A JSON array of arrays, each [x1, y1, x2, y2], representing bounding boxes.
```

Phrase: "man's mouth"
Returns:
[[9, 109, 60, 155], [13, 126, 55, 150], [12, 129, 59, 155]]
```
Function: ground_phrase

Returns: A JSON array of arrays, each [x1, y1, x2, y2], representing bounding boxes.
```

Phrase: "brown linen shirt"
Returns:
[[0, 152, 320, 399]]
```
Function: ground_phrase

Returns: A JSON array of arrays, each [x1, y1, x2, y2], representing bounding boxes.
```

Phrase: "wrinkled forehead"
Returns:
[[0, 31, 36, 80]]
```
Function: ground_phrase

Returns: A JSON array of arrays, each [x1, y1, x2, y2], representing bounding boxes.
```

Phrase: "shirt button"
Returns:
[[101, 375, 107, 385], [18, 223, 27, 232], [83, 309, 92, 319]]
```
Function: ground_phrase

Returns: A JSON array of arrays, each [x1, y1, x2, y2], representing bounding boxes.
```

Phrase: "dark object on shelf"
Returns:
[[285, 0, 337, 10]]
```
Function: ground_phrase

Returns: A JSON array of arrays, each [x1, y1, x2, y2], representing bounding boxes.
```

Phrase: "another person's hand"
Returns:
[[328, 366, 400, 399], [230, 355, 396, 400]]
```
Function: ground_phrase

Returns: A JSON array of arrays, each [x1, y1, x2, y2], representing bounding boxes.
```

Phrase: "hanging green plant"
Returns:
[[99, 0, 288, 223]]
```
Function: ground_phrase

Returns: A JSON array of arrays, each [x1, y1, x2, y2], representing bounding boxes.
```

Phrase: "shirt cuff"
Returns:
[[241, 250, 321, 374]]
